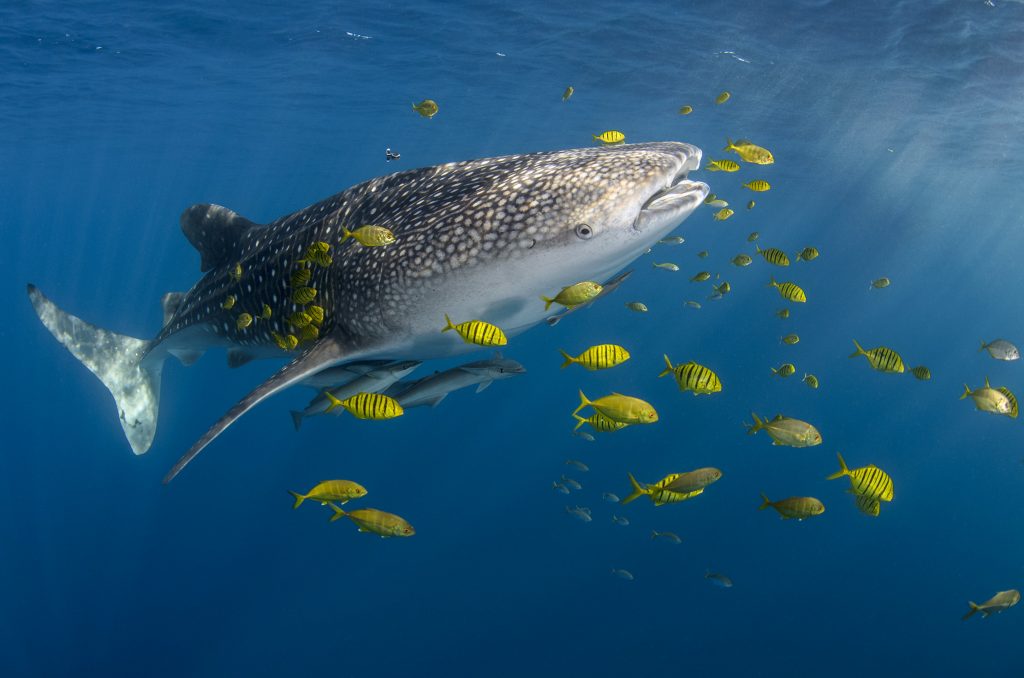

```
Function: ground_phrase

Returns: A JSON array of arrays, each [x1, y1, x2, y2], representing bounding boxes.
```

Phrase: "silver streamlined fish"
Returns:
[[385, 354, 525, 408]]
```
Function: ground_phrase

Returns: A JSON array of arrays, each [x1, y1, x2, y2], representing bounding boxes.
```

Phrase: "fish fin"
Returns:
[[559, 350, 575, 369], [573, 390, 591, 417], [163, 337, 353, 483], [962, 602, 980, 621], [541, 295, 555, 311], [657, 354, 674, 378], [651, 530, 658, 540], [723, 138, 734, 152], [475, 380, 492, 394], [340, 226, 353, 242], [979, 340, 987, 352], [288, 490, 305, 509], [985, 376, 991, 388], [766, 275, 777, 288], [572, 413, 586, 432], [329, 503, 346, 523], [758, 493, 772, 510], [168, 348, 204, 367], [849, 339, 866, 358], [960, 384, 971, 400], [427, 394, 448, 408], [826, 452, 850, 480], [493, 351, 503, 360], [323, 391, 344, 414], [160, 292, 187, 326], [745, 412, 764, 435], [620, 473, 646, 505], [441, 313, 455, 333], [545, 314, 562, 327], [290, 410, 304, 432], [226, 348, 256, 369], [179, 204, 261, 273], [28, 284, 162, 455]]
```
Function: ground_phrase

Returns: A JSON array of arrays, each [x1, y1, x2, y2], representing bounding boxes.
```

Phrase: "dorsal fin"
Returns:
[[180, 204, 260, 272]]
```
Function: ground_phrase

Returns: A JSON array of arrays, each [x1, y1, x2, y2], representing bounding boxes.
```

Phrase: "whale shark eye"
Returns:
[[575, 223, 593, 240]]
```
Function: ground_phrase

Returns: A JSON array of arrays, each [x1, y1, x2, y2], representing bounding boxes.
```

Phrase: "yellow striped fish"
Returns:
[[299, 324, 320, 341], [771, 363, 796, 377], [849, 339, 904, 373], [292, 286, 318, 304], [236, 313, 252, 330], [705, 159, 740, 172], [324, 391, 404, 420], [826, 452, 894, 502], [768, 276, 806, 302], [341, 224, 396, 247], [743, 180, 771, 192], [758, 493, 825, 520], [290, 268, 311, 287], [329, 505, 415, 537], [756, 245, 790, 266], [998, 386, 1019, 418], [715, 91, 730, 104], [288, 311, 313, 328], [560, 344, 630, 370], [288, 480, 368, 508], [910, 365, 931, 381], [713, 208, 734, 221], [724, 138, 774, 164], [442, 314, 508, 347], [307, 305, 325, 326], [229, 262, 243, 281], [621, 473, 705, 507], [593, 130, 625, 144], [796, 247, 819, 262], [259, 304, 272, 320], [658, 355, 722, 395], [572, 411, 629, 433], [271, 331, 299, 351], [299, 241, 333, 267], [221, 295, 236, 309]]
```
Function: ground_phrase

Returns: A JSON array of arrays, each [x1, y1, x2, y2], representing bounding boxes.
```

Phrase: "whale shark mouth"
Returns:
[[633, 170, 709, 233]]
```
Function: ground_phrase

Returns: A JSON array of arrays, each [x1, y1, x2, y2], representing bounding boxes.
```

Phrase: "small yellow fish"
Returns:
[[298, 323, 320, 342], [802, 373, 819, 389], [781, 334, 799, 345], [710, 281, 730, 299], [542, 281, 603, 311], [796, 247, 819, 262], [961, 377, 1013, 416], [562, 86, 574, 102], [299, 241, 333, 267], [288, 480, 368, 508], [621, 471, 720, 507], [715, 91, 730, 104], [732, 254, 753, 267], [691, 271, 711, 282], [573, 411, 629, 433], [768, 276, 806, 303], [705, 159, 740, 172], [625, 301, 648, 313], [292, 286, 318, 305], [724, 138, 774, 164], [870, 277, 891, 289], [747, 200, 756, 210], [658, 355, 722, 395], [772, 363, 796, 377], [342, 225, 397, 247], [998, 386, 1018, 418], [746, 412, 822, 447], [442, 314, 507, 347], [962, 590, 1021, 621], [324, 391, 404, 420], [776, 308, 790, 319], [713, 208, 734, 221], [849, 340, 904, 373], [288, 311, 313, 328], [271, 331, 299, 351], [574, 390, 658, 426], [910, 365, 931, 381], [229, 262, 243, 282], [290, 268, 311, 287], [756, 245, 790, 266], [412, 99, 438, 118], [221, 295, 236, 309], [759, 493, 825, 520], [259, 304, 272, 320], [747, 231, 760, 242], [329, 505, 415, 537], [653, 262, 679, 271], [306, 305, 325, 326], [678, 105, 693, 115], [560, 344, 630, 370], [743, 180, 771, 192], [826, 452, 894, 502], [697, 250, 710, 258], [593, 130, 625, 144], [236, 313, 253, 330]]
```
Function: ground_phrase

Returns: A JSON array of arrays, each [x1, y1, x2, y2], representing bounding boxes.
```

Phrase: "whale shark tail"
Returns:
[[27, 284, 165, 456]]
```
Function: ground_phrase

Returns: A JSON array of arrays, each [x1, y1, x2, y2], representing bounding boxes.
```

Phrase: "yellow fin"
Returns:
[[542, 295, 555, 311], [758, 492, 772, 510], [441, 313, 456, 333], [288, 490, 305, 509], [324, 391, 344, 414], [849, 339, 866, 358], [328, 503, 346, 523], [620, 473, 647, 505], [826, 452, 850, 480], [657, 354, 674, 378], [559, 350, 575, 369]]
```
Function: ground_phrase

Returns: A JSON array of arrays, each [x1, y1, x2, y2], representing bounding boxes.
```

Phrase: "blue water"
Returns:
[[3, 1, 1024, 675]]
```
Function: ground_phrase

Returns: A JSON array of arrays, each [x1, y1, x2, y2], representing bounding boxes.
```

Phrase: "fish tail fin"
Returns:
[[328, 503, 346, 523], [962, 602, 980, 621], [724, 137, 734, 152], [745, 412, 764, 435], [620, 473, 646, 505], [657, 354, 674, 378], [27, 284, 163, 456], [323, 391, 344, 414], [572, 413, 587, 432], [770, 366, 779, 375], [541, 295, 555, 311], [826, 452, 850, 480], [340, 226, 353, 242], [441, 313, 456, 333], [573, 389, 591, 417], [290, 410, 304, 431], [288, 490, 306, 509], [960, 384, 971, 400], [758, 492, 772, 511], [849, 339, 866, 358], [559, 350, 575, 369], [979, 340, 986, 352], [651, 530, 659, 540], [767, 275, 777, 288]]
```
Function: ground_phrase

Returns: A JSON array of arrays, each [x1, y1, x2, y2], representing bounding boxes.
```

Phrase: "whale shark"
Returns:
[[27, 141, 708, 482]]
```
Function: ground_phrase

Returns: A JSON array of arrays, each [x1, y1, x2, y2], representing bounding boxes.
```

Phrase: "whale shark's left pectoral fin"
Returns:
[[163, 337, 353, 483]]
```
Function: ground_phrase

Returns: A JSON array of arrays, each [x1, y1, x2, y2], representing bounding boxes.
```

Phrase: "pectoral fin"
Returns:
[[163, 336, 355, 483]]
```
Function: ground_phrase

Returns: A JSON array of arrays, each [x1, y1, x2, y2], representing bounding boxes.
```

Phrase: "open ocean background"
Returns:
[[2, 1, 1024, 675]]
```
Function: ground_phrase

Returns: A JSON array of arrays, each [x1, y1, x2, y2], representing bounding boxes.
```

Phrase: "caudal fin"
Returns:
[[542, 296, 555, 312], [960, 384, 972, 400], [849, 339, 866, 358], [758, 492, 772, 511], [27, 284, 163, 455], [745, 412, 765, 435], [328, 503, 346, 523], [572, 413, 587, 432], [559, 350, 575, 369], [288, 490, 306, 509], [826, 452, 850, 480], [962, 601, 980, 621], [573, 389, 592, 417], [657, 354, 675, 378], [620, 473, 647, 505]]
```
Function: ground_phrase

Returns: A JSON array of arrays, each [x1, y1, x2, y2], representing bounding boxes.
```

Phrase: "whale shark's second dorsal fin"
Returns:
[[180, 204, 261, 272]]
